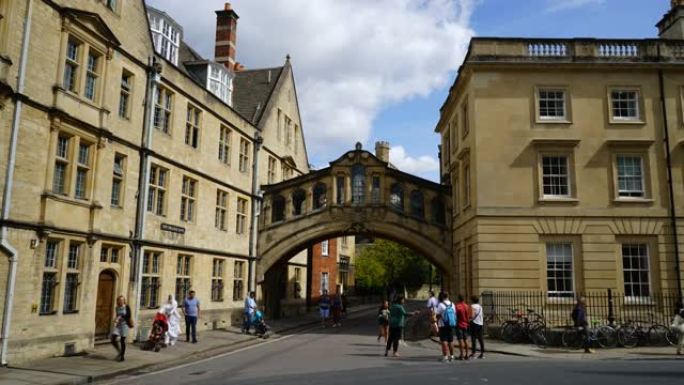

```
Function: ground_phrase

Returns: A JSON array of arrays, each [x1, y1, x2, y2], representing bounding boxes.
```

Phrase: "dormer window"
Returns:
[[148, 10, 181, 65], [207, 64, 233, 106]]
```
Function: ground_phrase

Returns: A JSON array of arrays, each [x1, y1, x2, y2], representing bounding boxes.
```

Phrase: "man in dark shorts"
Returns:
[[435, 292, 456, 362], [455, 294, 471, 360]]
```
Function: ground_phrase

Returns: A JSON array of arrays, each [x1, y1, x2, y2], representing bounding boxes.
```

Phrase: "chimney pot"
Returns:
[[224, 2, 232, 10], [375, 141, 390, 163]]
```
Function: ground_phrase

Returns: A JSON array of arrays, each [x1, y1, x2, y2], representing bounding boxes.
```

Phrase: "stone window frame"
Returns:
[[63, 241, 83, 314], [616, 236, 659, 303], [539, 235, 583, 303], [235, 196, 248, 235], [175, 254, 193, 302], [533, 140, 580, 204], [141, 250, 163, 308], [111, 153, 126, 208], [58, 27, 108, 106], [100, 244, 123, 264], [610, 150, 653, 203], [218, 125, 232, 166], [147, 164, 169, 217], [180, 176, 198, 223], [40, 238, 63, 315], [539, 154, 573, 199], [153, 86, 174, 134], [267, 156, 277, 184], [461, 97, 470, 139], [607, 86, 645, 125], [211, 258, 225, 302], [238, 137, 251, 174], [534, 85, 572, 124], [184, 103, 202, 149], [215, 189, 229, 231], [321, 240, 329, 256], [118, 69, 134, 119], [461, 158, 472, 210], [49, 128, 97, 202], [232, 260, 245, 302]]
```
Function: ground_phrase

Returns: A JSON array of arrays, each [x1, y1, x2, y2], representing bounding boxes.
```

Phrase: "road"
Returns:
[[103, 310, 684, 385]]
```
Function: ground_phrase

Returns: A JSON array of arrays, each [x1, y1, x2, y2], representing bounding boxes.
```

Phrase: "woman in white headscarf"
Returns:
[[162, 294, 181, 346]]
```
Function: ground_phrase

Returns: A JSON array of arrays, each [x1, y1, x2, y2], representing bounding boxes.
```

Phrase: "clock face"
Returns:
[[390, 193, 401, 206]]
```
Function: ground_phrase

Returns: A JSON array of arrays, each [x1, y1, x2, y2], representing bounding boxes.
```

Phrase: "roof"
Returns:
[[233, 66, 284, 125]]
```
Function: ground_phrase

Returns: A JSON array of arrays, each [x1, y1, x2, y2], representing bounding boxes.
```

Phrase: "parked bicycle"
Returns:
[[617, 313, 671, 348], [500, 308, 547, 348], [562, 320, 617, 349]]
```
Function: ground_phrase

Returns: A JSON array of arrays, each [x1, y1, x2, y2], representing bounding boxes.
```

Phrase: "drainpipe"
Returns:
[[132, 58, 161, 340], [659, 69, 683, 301], [0, 0, 33, 366], [248, 133, 263, 293]]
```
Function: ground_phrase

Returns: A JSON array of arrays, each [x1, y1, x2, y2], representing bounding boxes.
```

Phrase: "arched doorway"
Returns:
[[95, 270, 116, 340]]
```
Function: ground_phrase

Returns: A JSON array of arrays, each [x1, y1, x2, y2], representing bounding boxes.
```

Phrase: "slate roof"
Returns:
[[233, 66, 284, 125]]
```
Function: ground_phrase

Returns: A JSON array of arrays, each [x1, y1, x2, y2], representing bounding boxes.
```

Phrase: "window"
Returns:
[[84, 51, 101, 101], [622, 244, 650, 298], [119, 71, 132, 118], [538, 89, 566, 120], [541, 155, 570, 198], [461, 100, 469, 138], [389, 183, 404, 211], [141, 251, 161, 308], [320, 272, 329, 293], [64, 241, 82, 313], [215, 190, 228, 230], [463, 162, 471, 207], [281, 165, 292, 180], [371, 176, 381, 204], [149, 13, 180, 64], [53, 136, 70, 195], [180, 176, 197, 222], [153, 87, 173, 133], [100, 245, 121, 264], [321, 240, 329, 256], [611, 90, 640, 120], [294, 267, 302, 299], [111, 154, 125, 207], [285, 116, 293, 146], [236, 197, 248, 234], [175, 254, 192, 301], [292, 189, 306, 216], [616, 155, 645, 198], [211, 259, 225, 302], [410, 190, 425, 219], [351, 164, 365, 205], [41, 240, 60, 314], [208, 64, 232, 105], [185, 105, 201, 148], [67, 242, 81, 269], [45, 240, 60, 268], [239, 138, 250, 173], [336, 176, 345, 204], [546, 243, 574, 298], [63, 38, 81, 92], [272, 195, 285, 222], [218, 125, 231, 165], [74, 142, 91, 199], [233, 261, 245, 301], [147, 165, 167, 216], [313, 183, 327, 209], [268, 156, 277, 184]]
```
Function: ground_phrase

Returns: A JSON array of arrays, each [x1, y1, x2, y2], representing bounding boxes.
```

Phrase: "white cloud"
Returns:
[[146, 0, 475, 161], [546, 0, 605, 12], [389, 145, 440, 178]]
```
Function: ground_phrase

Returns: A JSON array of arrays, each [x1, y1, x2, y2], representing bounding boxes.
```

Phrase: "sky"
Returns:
[[146, 0, 668, 181]]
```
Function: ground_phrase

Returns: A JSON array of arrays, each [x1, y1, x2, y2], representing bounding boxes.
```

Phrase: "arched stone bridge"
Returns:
[[256, 144, 453, 292]]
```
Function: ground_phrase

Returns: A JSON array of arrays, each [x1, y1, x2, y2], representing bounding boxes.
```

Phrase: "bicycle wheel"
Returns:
[[561, 328, 582, 349], [502, 321, 523, 344], [666, 328, 681, 346], [528, 323, 548, 348], [647, 324, 670, 347], [618, 325, 639, 348], [595, 326, 617, 348]]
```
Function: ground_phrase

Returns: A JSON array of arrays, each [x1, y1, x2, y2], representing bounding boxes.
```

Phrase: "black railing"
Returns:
[[482, 290, 681, 328]]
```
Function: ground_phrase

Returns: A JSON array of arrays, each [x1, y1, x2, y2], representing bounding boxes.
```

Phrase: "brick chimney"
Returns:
[[375, 141, 390, 163], [658, 0, 684, 39], [215, 3, 239, 70]]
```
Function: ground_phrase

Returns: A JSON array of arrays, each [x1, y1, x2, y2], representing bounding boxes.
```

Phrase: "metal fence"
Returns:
[[481, 290, 682, 328]]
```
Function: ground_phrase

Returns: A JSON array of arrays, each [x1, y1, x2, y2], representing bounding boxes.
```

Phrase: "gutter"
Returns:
[[132, 57, 161, 340], [659, 68, 683, 300], [248, 134, 264, 293], [0, 0, 33, 366]]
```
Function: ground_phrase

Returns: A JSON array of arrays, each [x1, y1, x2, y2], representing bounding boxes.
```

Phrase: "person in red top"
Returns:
[[455, 294, 471, 360]]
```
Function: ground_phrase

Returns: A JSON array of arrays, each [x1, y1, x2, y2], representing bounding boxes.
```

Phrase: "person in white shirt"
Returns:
[[426, 290, 439, 336], [426, 291, 438, 312], [435, 292, 456, 362], [242, 292, 257, 334], [469, 295, 484, 359]]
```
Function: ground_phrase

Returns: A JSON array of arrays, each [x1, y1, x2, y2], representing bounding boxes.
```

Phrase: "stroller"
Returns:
[[252, 310, 270, 338], [142, 312, 168, 352]]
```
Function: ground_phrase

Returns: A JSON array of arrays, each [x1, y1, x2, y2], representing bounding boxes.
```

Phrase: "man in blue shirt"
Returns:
[[243, 291, 257, 334], [183, 290, 200, 343]]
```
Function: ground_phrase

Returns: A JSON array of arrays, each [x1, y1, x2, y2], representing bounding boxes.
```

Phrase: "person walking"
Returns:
[[111, 295, 132, 362], [162, 294, 181, 346], [673, 301, 684, 355], [435, 292, 456, 362], [455, 294, 471, 360], [182, 290, 200, 343], [243, 291, 257, 334], [377, 300, 390, 343], [469, 295, 484, 359], [319, 290, 331, 327], [332, 292, 343, 327], [385, 296, 418, 357], [571, 296, 592, 353], [427, 290, 439, 336]]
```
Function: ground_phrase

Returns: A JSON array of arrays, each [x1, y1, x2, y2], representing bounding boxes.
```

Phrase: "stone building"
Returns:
[[437, 1, 684, 299], [0, 0, 308, 364]]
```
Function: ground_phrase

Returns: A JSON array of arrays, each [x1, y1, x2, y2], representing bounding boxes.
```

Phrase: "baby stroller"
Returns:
[[252, 310, 270, 339], [142, 312, 168, 352]]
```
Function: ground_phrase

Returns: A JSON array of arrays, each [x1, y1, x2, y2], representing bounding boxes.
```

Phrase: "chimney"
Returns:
[[658, 0, 684, 39], [375, 141, 390, 163], [215, 3, 239, 70]]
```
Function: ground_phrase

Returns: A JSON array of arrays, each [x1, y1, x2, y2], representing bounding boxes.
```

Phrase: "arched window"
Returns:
[[352, 164, 365, 205], [313, 183, 327, 210], [410, 190, 424, 219], [389, 183, 404, 211], [431, 196, 446, 225], [292, 189, 306, 216], [272, 195, 285, 222]]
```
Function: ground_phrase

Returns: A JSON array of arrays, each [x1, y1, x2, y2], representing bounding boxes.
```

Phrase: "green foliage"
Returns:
[[355, 239, 432, 292]]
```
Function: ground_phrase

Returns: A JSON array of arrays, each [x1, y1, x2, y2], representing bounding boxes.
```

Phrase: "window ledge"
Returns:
[[546, 296, 576, 304], [536, 118, 572, 125], [608, 119, 645, 125], [538, 197, 579, 204], [43, 191, 101, 209], [613, 198, 653, 204], [39, 311, 58, 316], [623, 297, 655, 305], [63, 310, 80, 315]]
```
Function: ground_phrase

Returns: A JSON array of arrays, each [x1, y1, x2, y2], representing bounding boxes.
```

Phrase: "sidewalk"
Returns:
[[0, 304, 377, 385]]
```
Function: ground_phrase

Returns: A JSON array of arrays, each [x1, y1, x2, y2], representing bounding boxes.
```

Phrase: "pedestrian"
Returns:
[[243, 291, 257, 334], [571, 296, 592, 353], [182, 290, 200, 343], [319, 290, 331, 327], [341, 292, 349, 318], [673, 301, 684, 355], [332, 292, 343, 327], [377, 300, 390, 343], [426, 290, 439, 336], [435, 291, 456, 362], [455, 294, 471, 360], [469, 295, 484, 359], [162, 294, 181, 346], [385, 296, 418, 357], [111, 295, 132, 362]]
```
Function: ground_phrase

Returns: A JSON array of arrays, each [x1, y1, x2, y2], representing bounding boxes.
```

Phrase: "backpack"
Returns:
[[442, 303, 457, 327]]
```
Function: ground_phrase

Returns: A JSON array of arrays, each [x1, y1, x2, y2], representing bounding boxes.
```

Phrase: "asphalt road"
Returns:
[[103, 311, 684, 385]]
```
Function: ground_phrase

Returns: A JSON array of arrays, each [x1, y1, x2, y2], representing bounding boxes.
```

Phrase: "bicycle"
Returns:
[[500, 308, 547, 348], [617, 314, 671, 348], [562, 321, 617, 349]]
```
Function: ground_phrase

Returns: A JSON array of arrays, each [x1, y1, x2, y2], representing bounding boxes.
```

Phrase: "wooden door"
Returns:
[[95, 271, 115, 339]]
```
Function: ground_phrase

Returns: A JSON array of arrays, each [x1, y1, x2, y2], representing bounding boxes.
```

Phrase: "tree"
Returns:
[[355, 239, 431, 293]]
